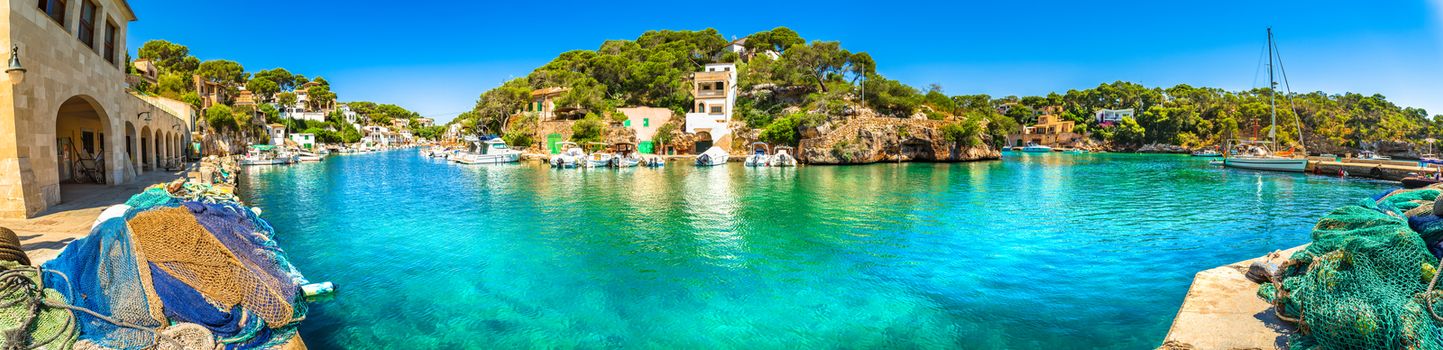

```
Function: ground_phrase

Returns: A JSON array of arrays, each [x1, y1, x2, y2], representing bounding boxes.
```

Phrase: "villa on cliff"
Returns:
[[1006, 114, 1083, 148], [1, 0, 192, 218], [1095, 108, 1134, 127], [685, 63, 737, 152]]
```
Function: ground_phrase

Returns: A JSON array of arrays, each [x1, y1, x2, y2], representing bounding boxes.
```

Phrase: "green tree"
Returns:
[[205, 105, 237, 131], [137, 40, 199, 74], [253, 68, 296, 91], [571, 113, 605, 143], [196, 60, 247, 84], [276, 92, 298, 111], [1114, 117, 1147, 146], [245, 78, 280, 101], [862, 74, 922, 117]]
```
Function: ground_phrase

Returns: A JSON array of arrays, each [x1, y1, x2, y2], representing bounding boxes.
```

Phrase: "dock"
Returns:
[[1307, 157, 1441, 181], [1160, 246, 1302, 349]]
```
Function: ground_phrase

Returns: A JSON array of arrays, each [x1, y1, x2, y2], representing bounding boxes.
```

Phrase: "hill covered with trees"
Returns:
[[452, 27, 1441, 156]]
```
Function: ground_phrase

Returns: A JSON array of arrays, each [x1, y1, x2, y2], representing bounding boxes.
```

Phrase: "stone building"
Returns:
[[1, 0, 189, 218], [1005, 114, 1083, 148]]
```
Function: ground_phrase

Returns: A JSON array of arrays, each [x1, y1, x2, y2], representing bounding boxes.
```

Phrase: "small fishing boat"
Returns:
[[696, 146, 730, 166], [239, 145, 293, 166], [770, 146, 797, 167], [582, 142, 613, 168], [640, 155, 665, 167], [296, 151, 324, 162], [550, 142, 584, 168], [1191, 149, 1222, 157], [455, 139, 522, 165], [1402, 175, 1442, 189], [1357, 150, 1392, 161], [1021, 142, 1052, 153], [745, 142, 771, 167], [610, 143, 641, 168]]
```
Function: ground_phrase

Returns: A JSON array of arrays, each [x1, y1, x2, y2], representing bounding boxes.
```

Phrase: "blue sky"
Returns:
[[126, 1, 1443, 123]]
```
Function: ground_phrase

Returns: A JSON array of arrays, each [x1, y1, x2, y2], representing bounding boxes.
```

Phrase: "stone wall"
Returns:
[[0, 1, 188, 218], [799, 117, 1001, 165]]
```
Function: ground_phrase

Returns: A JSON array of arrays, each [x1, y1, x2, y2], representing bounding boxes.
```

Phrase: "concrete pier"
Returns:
[[1160, 246, 1303, 349], [1307, 157, 1440, 181]]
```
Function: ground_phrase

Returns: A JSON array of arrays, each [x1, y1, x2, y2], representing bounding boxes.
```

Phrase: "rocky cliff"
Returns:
[[799, 117, 1001, 164]]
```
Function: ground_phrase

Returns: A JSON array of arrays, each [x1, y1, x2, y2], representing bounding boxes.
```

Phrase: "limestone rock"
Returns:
[[799, 117, 1001, 164]]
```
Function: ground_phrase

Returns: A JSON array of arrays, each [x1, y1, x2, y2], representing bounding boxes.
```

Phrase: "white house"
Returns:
[[684, 63, 738, 151], [266, 124, 287, 146], [1095, 109, 1135, 125], [289, 133, 316, 150], [362, 125, 394, 146]]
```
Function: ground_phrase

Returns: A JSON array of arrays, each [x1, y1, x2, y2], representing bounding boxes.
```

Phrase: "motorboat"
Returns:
[[610, 143, 641, 168], [745, 142, 771, 167], [296, 151, 324, 162], [549, 142, 585, 168], [1191, 149, 1222, 157], [696, 146, 729, 166], [239, 145, 294, 166], [770, 146, 797, 167], [641, 155, 666, 167], [1021, 142, 1053, 153], [1357, 150, 1392, 161], [454, 138, 522, 165]]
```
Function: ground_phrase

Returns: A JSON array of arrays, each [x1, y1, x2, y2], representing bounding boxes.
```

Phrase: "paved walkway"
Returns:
[[0, 168, 186, 264]]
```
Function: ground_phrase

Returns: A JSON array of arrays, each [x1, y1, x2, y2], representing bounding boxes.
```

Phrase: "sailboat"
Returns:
[[1223, 28, 1309, 173]]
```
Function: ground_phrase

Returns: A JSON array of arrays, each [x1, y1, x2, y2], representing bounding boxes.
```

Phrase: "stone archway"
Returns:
[[52, 96, 115, 201], [694, 131, 713, 153], [124, 121, 137, 175]]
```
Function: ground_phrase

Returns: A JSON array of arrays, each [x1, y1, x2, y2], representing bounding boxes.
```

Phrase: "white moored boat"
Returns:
[[696, 146, 729, 166], [550, 142, 584, 168], [745, 142, 771, 167], [770, 146, 797, 167], [1021, 142, 1053, 153], [454, 139, 522, 165], [610, 143, 640, 168], [1221, 28, 1309, 174]]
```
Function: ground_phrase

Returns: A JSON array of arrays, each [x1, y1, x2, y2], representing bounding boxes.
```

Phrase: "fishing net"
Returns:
[[1261, 188, 1443, 349], [42, 218, 165, 349], [0, 261, 77, 350], [42, 177, 310, 349], [127, 207, 295, 328]]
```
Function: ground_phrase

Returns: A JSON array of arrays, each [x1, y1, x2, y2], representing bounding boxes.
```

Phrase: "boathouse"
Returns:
[[1, 0, 190, 218]]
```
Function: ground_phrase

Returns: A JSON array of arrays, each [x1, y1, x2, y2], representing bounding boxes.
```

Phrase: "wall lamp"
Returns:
[[6, 45, 25, 85]]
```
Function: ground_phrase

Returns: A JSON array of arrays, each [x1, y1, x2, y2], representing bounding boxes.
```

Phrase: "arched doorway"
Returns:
[[124, 121, 136, 174], [53, 96, 113, 199]]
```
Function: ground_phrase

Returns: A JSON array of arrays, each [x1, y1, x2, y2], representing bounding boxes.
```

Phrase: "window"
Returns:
[[643, 118, 649, 127], [724, 67, 730, 72], [714, 82, 723, 90], [78, 0, 96, 47], [710, 106, 723, 114], [103, 20, 116, 63], [623, 119, 631, 127], [38, 0, 67, 26], [696, 103, 704, 113], [700, 83, 710, 91]]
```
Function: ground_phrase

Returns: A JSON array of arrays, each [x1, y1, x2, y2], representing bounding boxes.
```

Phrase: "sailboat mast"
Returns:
[[1267, 27, 1278, 146]]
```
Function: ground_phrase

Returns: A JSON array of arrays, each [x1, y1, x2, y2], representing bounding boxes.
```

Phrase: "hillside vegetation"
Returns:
[[452, 27, 1442, 154]]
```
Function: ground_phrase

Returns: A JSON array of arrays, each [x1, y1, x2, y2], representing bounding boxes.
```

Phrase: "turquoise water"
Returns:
[[239, 151, 1394, 349]]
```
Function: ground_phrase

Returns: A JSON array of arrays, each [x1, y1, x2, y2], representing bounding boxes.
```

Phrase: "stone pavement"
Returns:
[[0, 169, 186, 264]]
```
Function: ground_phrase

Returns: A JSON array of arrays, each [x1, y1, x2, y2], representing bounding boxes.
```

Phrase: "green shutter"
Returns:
[[624, 119, 631, 127], [644, 118, 649, 127]]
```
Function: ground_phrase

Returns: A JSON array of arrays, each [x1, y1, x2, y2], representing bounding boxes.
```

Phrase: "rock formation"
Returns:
[[799, 117, 1001, 164]]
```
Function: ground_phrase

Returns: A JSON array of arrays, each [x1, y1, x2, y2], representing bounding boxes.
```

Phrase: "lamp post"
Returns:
[[6, 45, 25, 85]]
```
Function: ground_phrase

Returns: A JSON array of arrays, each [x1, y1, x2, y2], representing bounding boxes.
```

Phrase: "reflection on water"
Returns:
[[239, 151, 1394, 349]]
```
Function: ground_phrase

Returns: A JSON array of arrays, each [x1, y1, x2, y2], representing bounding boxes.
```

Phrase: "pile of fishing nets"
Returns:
[[39, 181, 311, 349], [1259, 186, 1443, 349]]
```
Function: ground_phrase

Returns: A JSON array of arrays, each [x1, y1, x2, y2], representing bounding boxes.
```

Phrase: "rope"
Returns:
[[0, 266, 187, 349], [1424, 256, 1443, 322]]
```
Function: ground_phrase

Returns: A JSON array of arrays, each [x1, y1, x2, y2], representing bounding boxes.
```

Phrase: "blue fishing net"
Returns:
[[41, 218, 164, 350]]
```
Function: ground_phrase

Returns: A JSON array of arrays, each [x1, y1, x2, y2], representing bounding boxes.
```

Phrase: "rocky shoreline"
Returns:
[[799, 117, 1001, 165]]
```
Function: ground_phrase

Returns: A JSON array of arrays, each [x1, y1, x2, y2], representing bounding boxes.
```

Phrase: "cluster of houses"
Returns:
[[1004, 108, 1135, 149]]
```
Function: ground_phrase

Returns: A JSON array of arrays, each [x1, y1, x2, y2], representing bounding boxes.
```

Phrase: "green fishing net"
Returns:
[[0, 261, 77, 350], [1261, 189, 1443, 349]]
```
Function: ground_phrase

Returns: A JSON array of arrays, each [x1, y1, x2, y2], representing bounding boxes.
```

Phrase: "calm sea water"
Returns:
[[239, 150, 1394, 349]]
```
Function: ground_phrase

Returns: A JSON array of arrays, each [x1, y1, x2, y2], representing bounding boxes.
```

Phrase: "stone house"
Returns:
[[2, 0, 191, 218], [685, 63, 737, 152], [1006, 114, 1083, 148]]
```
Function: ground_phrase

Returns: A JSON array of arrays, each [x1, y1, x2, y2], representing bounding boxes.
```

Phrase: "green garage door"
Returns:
[[638, 141, 655, 154], [547, 133, 563, 154]]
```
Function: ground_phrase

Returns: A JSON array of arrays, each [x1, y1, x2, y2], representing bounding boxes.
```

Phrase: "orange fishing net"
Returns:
[[126, 207, 295, 327]]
